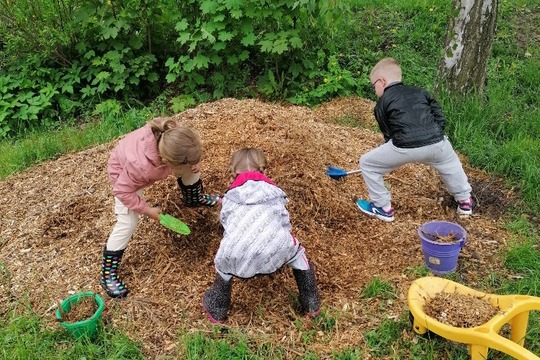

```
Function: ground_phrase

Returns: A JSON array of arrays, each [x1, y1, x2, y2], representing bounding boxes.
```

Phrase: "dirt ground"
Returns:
[[0, 98, 519, 358]]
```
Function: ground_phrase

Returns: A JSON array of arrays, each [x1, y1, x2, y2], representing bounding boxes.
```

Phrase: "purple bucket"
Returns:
[[418, 221, 466, 275]]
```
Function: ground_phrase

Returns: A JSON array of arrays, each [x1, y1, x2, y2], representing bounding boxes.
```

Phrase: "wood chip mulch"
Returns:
[[0, 97, 520, 358], [424, 292, 500, 328]]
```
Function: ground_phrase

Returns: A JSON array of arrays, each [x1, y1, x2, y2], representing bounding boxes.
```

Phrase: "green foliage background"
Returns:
[[1, 0, 540, 358], [0, 0, 358, 138]]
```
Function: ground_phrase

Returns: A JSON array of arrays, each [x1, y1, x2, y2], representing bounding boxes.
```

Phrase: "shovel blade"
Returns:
[[326, 166, 348, 180], [160, 214, 191, 235]]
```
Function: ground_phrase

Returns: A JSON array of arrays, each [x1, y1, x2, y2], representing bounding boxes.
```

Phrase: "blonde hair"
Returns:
[[229, 147, 267, 177], [149, 117, 202, 165], [370, 57, 402, 83]]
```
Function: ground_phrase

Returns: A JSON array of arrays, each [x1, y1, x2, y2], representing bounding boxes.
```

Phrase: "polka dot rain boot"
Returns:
[[178, 178, 220, 207], [100, 248, 129, 298]]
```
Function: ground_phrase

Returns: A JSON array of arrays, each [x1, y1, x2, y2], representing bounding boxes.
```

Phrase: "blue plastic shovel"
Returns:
[[326, 166, 362, 180]]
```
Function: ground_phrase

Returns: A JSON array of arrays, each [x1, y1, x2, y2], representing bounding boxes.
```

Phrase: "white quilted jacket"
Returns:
[[214, 171, 299, 278]]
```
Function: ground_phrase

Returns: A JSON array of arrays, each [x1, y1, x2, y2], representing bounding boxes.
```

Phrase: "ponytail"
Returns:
[[148, 117, 202, 166], [150, 117, 177, 143]]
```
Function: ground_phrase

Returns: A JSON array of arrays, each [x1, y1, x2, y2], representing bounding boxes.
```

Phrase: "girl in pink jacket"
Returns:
[[101, 117, 219, 298]]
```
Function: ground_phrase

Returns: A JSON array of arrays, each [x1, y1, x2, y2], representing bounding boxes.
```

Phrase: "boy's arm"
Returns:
[[374, 101, 391, 142], [426, 92, 446, 131]]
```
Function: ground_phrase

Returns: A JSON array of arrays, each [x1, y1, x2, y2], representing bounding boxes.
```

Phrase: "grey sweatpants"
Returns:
[[359, 137, 472, 208]]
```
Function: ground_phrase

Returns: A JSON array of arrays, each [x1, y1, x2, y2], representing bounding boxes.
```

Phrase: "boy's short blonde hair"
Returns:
[[150, 117, 202, 165], [229, 147, 267, 177], [371, 57, 402, 82]]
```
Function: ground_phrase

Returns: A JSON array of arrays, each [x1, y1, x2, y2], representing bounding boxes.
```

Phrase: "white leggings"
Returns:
[[106, 172, 201, 251], [216, 245, 311, 282], [106, 192, 141, 251]]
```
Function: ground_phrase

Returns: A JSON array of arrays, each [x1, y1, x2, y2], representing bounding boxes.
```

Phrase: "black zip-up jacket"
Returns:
[[374, 82, 445, 148]]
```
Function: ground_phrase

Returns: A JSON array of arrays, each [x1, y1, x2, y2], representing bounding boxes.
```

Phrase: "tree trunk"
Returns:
[[436, 0, 498, 95]]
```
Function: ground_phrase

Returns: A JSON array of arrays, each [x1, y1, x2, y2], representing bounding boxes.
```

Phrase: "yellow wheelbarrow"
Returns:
[[408, 276, 540, 360]]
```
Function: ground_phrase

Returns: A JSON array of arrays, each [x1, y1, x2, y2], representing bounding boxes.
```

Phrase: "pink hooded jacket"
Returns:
[[107, 124, 172, 215]]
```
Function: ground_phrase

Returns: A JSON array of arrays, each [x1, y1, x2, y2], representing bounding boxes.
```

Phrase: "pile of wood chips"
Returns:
[[0, 97, 519, 358]]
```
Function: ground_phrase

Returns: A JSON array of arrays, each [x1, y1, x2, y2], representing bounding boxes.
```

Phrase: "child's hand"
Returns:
[[146, 207, 161, 221]]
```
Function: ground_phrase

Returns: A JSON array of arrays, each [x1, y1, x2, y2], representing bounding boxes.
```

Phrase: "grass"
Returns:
[[1, 0, 540, 359], [361, 276, 397, 300], [0, 305, 145, 359], [180, 331, 284, 359], [0, 105, 156, 179]]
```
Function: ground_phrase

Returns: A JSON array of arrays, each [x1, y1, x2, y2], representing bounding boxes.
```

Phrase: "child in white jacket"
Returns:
[[203, 148, 320, 323]]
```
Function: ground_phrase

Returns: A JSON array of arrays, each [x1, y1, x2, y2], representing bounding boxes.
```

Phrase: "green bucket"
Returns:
[[55, 292, 105, 339]]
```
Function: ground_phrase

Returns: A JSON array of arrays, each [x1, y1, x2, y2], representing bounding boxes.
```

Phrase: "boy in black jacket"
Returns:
[[356, 57, 473, 222]]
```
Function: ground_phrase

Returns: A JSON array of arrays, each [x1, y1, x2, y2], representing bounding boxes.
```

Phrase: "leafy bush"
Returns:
[[288, 53, 366, 106], [0, 0, 354, 137], [164, 0, 352, 101], [0, 0, 167, 137]]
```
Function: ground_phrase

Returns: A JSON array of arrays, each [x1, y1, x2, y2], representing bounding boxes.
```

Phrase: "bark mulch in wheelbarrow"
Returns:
[[0, 97, 521, 358], [424, 292, 500, 328]]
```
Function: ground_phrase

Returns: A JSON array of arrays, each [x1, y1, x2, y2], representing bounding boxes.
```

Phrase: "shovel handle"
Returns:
[[346, 169, 362, 175]]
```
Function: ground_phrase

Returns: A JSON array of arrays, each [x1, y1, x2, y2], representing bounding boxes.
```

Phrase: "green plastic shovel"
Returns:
[[159, 214, 191, 235]]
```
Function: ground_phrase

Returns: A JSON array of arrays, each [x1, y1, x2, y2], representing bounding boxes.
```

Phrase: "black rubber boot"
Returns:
[[202, 275, 232, 323], [99, 248, 129, 298], [177, 178, 220, 207], [293, 264, 321, 317]]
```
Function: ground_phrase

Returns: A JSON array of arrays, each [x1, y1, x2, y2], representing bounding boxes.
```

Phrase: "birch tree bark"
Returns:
[[436, 0, 498, 95]]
